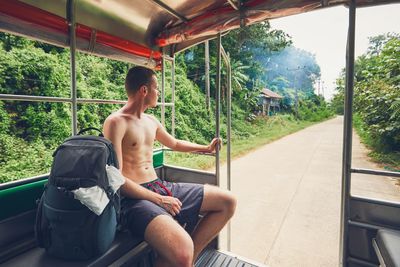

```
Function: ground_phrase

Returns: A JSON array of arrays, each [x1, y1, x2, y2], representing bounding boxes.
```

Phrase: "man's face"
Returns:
[[144, 75, 159, 108]]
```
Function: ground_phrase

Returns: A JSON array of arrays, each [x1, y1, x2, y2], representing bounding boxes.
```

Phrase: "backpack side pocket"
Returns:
[[34, 191, 50, 248]]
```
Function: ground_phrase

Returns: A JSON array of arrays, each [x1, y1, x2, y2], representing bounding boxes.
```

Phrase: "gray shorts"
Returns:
[[121, 178, 204, 238]]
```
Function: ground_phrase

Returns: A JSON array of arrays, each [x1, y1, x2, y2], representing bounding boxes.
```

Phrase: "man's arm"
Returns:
[[103, 115, 182, 216], [153, 116, 221, 153], [119, 179, 182, 216], [103, 116, 126, 171]]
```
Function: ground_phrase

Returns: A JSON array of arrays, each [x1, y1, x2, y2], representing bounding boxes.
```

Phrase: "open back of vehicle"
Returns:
[[1, 1, 400, 266]]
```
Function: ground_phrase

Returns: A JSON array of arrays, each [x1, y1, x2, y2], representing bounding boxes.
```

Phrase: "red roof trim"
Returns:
[[156, 0, 320, 47], [0, 0, 68, 33], [76, 25, 162, 61], [0, 0, 161, 65]]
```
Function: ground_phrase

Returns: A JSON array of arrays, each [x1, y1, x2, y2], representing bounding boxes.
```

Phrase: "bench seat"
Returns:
[[0, 164, 216, 266], [373, 229, 400, 267], [1, 231, 148, 267]]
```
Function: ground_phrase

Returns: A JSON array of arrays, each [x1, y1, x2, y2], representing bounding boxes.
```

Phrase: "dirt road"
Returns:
[[218, 116, 400, 267]]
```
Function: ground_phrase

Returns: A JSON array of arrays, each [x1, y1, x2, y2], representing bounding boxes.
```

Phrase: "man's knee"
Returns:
[[223, 191, 237, 217], [203, 185, 237, 216], [169, 236, 194, 267], [145, 215, 194, 266]]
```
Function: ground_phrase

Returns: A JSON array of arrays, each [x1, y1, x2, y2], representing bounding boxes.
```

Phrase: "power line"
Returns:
[[286, 66, 305, 118]]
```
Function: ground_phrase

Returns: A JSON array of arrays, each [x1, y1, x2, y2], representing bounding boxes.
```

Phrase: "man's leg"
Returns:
[[191, 184, 237, 261], [145, 215, 194, 267]]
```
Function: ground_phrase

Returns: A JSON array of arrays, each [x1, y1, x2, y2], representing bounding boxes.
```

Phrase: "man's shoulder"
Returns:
[[104, 112, 129, 129], [104, 112, 118, 123], [144, 113, 161, 125]]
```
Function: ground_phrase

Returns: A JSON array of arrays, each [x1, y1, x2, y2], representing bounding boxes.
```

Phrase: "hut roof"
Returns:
[[261, 89, 283, 99]]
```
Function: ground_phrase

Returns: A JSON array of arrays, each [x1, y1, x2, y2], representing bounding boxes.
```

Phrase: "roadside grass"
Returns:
[[165, 115, 329, 170], [353, 114, 400, 172], [0, 115, 334, 183]]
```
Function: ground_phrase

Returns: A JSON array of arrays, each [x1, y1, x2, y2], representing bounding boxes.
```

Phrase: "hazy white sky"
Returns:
[[270, 4, 400, 100]]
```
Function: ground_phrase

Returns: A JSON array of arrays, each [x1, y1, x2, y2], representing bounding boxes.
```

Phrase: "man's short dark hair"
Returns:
[[125, 66, 156, 96]]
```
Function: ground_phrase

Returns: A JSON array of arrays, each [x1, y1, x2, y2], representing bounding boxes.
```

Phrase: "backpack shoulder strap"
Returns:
[[77, 127, 103, 137]]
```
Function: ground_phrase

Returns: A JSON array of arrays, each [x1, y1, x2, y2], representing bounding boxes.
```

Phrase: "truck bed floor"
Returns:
[[195, 249, 265, 267]]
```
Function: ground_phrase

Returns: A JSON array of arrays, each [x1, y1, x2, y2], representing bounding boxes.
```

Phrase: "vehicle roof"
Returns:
[[1, 0, 398, 67]]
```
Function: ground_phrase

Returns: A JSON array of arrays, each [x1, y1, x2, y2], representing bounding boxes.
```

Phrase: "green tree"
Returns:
[[367, 32, 400, 55], [0, 45, 71, 143], [262, 46, 321, 94], [334, 33, 400, 151], [330, 76, 345, 115], [0, 26, 294, 182], [182, 22, 291, 103], [0, 32, 32, 51], [298, 92, 333, 121], [0, 102, 10, 135], [229, 60, 250, 92]]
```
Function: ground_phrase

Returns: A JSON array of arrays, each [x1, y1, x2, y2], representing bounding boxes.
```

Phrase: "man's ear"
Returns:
[[139, 85, 148, 96]]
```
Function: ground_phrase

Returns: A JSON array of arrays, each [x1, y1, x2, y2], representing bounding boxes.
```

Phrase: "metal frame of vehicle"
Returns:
[[0, 1, 233, 265], [340, 1, 400, 266], [0, 1, 400, 266]]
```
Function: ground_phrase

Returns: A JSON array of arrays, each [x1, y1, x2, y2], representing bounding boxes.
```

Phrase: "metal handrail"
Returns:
[[0, 93, 174, 106], [221, 44, 232, 252], [351, 168, 400, 179], [162, 148, 216, 157], [161, 51, 166, 127], [221, 46, 231, 191], [348, 220, 384, 231], [150, 0, 188, 23], [227, 0, 239, 10], [163, 55, 175, 62], [171, 57, 176, 137], [160, 50, 176, 140], [0, 94, 72, 103], [0, 173, 49, 191], [339, 0, 356, 266], [215, 33, 221, 188], [68, 0, 78, 135]]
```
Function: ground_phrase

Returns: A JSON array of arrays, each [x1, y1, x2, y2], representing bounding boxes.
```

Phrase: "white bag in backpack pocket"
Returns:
[[73, 186, 109, 215], [72, 165, 124, 216], [106, 165, 125, 192]]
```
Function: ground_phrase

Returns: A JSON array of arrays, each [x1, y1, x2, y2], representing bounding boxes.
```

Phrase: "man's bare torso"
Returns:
[[116, 112, 159, 184]]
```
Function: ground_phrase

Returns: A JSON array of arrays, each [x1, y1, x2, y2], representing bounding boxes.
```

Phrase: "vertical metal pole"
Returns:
[[227, 52, 232, 252], [205, 41, 210, 110], [221, 45, 231, 252], [294, 73, 298, 119], [339, 1, 356, 266], [171, 56, 176, 137], [318, 79, 321, 95], [161, 54, 166, 127], [67, 0, 77, 135], [215, 33, 221, 188]]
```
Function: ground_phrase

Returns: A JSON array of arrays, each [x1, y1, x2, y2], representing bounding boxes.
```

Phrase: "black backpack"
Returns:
[[35, 127, 120, 260]]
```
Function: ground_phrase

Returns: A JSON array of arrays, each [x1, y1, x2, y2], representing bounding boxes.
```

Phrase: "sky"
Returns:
[[270, 4, 400, 100]]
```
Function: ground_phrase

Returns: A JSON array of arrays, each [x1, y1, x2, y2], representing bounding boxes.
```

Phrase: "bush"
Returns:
[[332, 33, 400, 169], [354, 81, 400, 150], [298, 93, 333, 121], [0, 134, 53, 183], [353, 35, 400, 151], [0, 102, 10, 135]]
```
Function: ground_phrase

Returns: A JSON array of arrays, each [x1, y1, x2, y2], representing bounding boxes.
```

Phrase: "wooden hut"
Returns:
[[259, 88, 283, 116]]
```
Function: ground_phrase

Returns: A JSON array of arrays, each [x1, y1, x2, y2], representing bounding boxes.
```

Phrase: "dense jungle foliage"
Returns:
[[0, 23, 332, 183], [331, 33, 400, 168]]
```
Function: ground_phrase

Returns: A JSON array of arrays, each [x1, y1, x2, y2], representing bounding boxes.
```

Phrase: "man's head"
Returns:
[[125, 66, 159, 107]]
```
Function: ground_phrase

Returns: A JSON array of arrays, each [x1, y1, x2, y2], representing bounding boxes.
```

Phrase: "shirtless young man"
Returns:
[[103, 66, 236, 267]]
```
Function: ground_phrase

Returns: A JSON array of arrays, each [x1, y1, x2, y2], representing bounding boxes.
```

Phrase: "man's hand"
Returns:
[[159, 196, 182, 216], [207, 138, 222, 153]]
